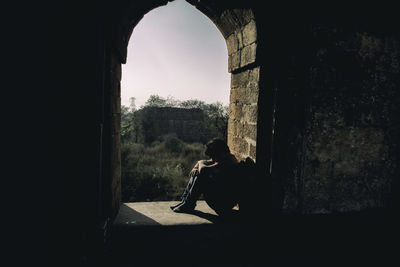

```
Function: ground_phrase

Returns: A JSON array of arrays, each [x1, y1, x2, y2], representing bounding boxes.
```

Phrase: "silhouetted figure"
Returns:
[[170, 138, 239, 215]]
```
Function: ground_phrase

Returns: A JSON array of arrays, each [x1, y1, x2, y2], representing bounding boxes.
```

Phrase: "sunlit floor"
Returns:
[[113, 200, 239, 226]]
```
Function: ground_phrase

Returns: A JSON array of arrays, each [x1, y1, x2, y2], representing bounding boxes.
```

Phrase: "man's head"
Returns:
[[205, 138, 230, 161]]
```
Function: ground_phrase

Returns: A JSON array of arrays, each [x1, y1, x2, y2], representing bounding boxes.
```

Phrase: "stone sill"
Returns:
[[113, 200, 240, 227]]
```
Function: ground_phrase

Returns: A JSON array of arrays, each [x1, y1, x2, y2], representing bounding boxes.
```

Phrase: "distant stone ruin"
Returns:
[[133, 107, 216, 144]]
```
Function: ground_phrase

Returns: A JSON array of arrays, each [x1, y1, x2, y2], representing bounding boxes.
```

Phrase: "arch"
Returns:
[[106, 0, 263, 217]]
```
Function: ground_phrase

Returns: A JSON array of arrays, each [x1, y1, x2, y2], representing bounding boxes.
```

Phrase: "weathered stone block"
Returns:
[[249, 143, 257, 160], [231, 86, 259, 106], [229, 102, 244, 119], [227, 119, 235, 135], [232, 8, 254, 26], [242, 104, 258, 123], [228, 135, 248, 156], [242, 20, 257, 46], [218, 10, 239, 38], [243, 122, 257, 141], [230, 88, 245, 105], [227, 119, 244, 137], [231, 69, 249, 88], [229, 88, 240, 104], [235, 29, 244, 50], [228, 51, 241, 72], [245, 85, 259, 105], [226, 33, 237, 55], [248, 66, 260, 85], [240, 42, 257, 68], [226, 30, 243, 55]]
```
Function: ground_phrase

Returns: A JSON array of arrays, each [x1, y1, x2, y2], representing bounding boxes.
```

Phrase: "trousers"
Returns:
[[180, 168, 237, 214]]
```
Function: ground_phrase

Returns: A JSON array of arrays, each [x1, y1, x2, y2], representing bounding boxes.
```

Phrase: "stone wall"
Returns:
[[221, 10, 260, 162], [109, 51, 122, 218], [280, 24, 400, 214], [228, 67, 260, 161]]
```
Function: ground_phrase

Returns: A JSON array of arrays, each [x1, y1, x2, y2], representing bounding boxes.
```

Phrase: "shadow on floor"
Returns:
[[115, 203, 161, 226], [188, 209, 241, 224], [100, 208, 399, 267]]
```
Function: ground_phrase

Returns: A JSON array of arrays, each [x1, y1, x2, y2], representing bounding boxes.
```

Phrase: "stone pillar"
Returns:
[[209, 9, 261, 162], [109, 53, 122, 218], [228, 67, 260, 161]]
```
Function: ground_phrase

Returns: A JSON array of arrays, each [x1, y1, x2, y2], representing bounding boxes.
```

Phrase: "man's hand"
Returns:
[[190, 159, 218, 176], [198, 159, 218, 172]]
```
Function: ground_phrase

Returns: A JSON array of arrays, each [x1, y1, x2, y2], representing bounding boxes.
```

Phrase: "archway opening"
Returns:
[[120, 0, 230, 203], [108, 0, 262, 217]]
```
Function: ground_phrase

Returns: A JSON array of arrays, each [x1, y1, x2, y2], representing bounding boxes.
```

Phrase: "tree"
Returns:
[[144, 95, 168, 107], [144, 94, 180, 107], [121, 97, 137, 143], [179, 99, 207, 110]]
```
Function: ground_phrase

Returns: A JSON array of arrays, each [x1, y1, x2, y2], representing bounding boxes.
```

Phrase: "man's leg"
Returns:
[[204, 175, 238, 216], [171, 171, 206, 212]]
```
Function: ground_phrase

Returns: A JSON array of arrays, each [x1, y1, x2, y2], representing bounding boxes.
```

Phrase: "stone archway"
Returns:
[[106, 0, 266, 218]]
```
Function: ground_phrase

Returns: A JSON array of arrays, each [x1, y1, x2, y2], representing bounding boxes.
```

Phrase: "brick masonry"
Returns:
[[228, 67, 260, 161]]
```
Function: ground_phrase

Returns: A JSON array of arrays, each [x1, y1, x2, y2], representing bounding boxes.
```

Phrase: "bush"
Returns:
[[163, 135, 184, 153], [121, 138, 205, 202]]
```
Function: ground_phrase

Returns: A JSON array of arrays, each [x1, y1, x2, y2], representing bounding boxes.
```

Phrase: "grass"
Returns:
[[121, 136, 206, 202]]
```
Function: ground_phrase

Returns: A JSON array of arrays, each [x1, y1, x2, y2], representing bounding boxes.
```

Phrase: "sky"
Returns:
[[121, 0, 230, 108]]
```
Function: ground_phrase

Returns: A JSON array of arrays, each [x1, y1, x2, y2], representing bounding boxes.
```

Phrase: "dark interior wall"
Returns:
[[256, 5, 400, 214], [299, 23, 399, 214], [48, 2, 109, 264]]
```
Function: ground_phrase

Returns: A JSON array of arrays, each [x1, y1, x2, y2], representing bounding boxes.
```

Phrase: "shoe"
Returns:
[[172, 202, 195, 213], [170, 202, 184, 210]]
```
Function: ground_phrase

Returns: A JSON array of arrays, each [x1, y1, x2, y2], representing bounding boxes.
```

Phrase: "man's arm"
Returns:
[[189, 159, 215, 176], [198, 159, 218, 172]]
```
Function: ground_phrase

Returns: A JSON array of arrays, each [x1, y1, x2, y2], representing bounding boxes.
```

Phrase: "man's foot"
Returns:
[[172, 202, 195, 213], [170, 202, 184, 210]]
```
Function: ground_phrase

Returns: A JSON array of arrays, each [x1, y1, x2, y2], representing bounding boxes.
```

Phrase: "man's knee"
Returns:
[[198, 167, 209, 176], [199, 165, 218, 177]]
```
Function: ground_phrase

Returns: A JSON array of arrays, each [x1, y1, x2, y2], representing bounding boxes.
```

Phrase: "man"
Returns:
[[170, 138, 239, 215]]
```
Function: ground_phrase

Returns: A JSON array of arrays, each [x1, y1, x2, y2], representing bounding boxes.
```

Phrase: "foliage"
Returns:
[[144, 94, 180, 108], [121, 137, 205, 202], [122, 94, 229, 144], [121, 97, 137, 144], [143, 94, 228, 119]]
